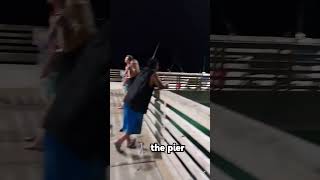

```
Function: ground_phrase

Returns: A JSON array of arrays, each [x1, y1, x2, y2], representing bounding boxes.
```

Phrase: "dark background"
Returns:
[[0, 0, 108, 27], [211, 0, 320, 146], [110, 0, 210, 72], [211, 0, 320, 37], [0, 0, 209, 73]]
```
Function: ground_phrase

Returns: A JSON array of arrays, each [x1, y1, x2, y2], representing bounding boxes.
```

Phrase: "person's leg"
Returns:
[[119, 102, 129, 132], [115, 134, 129, 144], [114, 134, 130, 149], [24, 129, 44, 151], [117, 84, 127, 109], [24, 73, 57, 151], [127, 137, 136, 148]]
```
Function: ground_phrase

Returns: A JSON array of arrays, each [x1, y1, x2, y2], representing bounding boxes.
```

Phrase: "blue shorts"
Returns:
[[122, 103, 144, 135]]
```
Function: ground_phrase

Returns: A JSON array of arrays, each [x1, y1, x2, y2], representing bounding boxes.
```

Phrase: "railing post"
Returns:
[[176, 75, 181, 90]]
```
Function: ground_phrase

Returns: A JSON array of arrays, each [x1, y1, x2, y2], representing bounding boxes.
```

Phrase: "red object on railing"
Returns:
[[176, 83, 181, 90], [213, 69, 226, 88]]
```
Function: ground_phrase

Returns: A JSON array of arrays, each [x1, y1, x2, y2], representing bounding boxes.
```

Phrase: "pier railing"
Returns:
[[144, 90, 210, 180], [0, 24, 40, 64], [210, 35, 320, 91], [110, 69, 210, 90], [110, 69, 122, 82]]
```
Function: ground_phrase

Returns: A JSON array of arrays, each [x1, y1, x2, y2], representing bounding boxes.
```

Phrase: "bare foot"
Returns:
[[24, 144, 43, 151], [127, 139, 136, 149], [114, 142, 124, 153], [24, 137, 35, 142]]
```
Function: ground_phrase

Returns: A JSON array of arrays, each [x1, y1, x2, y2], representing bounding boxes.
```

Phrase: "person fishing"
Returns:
[[114, 58, 168, 152]]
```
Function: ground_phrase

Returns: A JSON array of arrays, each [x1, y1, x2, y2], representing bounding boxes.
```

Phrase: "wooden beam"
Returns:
[[0, 24, 43, 31], [159, 91, 210, 129], [144, 114, 193, 180], [163, 119, 210, 174], [159, 103, 210, 152], [162, 129, 209, 180], [0, 32, 32, 38], [210, 41, 320, 50]]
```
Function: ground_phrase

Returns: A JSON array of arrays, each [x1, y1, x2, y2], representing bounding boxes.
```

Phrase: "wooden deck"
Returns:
[[0, 104, 45, 180], [110, 81, 214, 180], [213, 103, 320, 180], [110, 83, 173, 180]]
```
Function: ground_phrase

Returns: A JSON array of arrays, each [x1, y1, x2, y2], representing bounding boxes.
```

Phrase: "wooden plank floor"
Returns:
[[110, 88, 169, 180], [0, 83, 176, 180], [0, 105, 45, 180], [213, 103, 320, 180]]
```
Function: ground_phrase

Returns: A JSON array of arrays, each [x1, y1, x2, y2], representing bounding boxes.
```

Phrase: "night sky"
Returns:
[[4, 1, 320, 71], [212, 0, 320, 37], [0, 0, 209, 73], [0, 0, 108, 27], [110, 0, 210, 72]]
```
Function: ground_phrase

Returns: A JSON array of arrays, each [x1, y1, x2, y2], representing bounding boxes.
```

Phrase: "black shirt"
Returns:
[[124, 68, 155, 114], [126, 76, 136, 88]]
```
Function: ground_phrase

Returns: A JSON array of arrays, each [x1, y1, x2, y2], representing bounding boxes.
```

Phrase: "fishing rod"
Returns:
[[152, 42, 160, 59]]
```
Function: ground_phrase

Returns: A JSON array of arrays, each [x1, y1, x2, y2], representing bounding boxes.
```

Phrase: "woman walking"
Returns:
[[42, 20, 109, 180], [24, 0, 66, 150], [25, 0, 96, 151]]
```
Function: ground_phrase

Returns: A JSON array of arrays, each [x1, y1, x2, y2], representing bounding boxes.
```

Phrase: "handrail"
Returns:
[[144, 90, 210, 179], [210, 34, 320, 45], [0, 24, 38, 64], [110, 69, 211, 90], [210, 35, 320, 91], [0, 24, 45, 31]]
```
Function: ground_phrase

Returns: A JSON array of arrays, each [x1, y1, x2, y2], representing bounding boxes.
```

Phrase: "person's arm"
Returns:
[[151, 73, 168, 89], [123, 66, 129, 85], [48, 13, 64, 42], [41, 53, 56, 78], [128, 60, 140, 78]]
